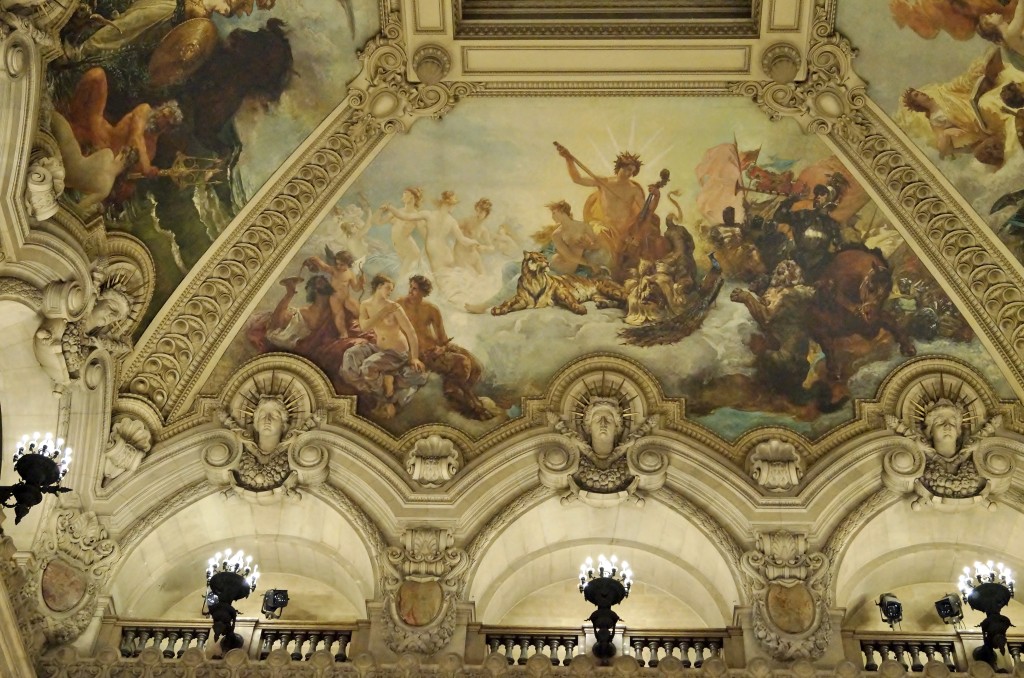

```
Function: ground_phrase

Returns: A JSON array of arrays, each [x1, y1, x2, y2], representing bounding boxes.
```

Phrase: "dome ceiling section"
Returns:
[[208, 93, 1007, 443], [836, 0, 1024, 271], [46, 0, 383, 333]]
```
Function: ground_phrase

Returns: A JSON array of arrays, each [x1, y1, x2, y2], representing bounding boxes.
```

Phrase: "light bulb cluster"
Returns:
[[579, 554, 634, 596], [16, 432, 71, 479], [207, 549, 260, 592], [959, 561, 1015, 602]]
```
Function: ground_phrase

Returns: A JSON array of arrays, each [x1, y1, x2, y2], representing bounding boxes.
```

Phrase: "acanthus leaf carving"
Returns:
[[101, 416, 152, 485], [746, 439, 804, 493]]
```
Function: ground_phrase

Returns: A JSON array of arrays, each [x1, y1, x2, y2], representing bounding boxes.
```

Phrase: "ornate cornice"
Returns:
[[120, 15, 479, 422]]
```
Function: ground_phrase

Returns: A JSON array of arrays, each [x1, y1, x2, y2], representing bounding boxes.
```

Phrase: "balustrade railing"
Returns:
[[114, 619, 355, 662], [119, 622, 210, 658], [483, 627, 582, 665], [624, 631, 726, 668], [257, 624, 352, 662], [855, 633, 964, 672], [481, 627, 727, 667]]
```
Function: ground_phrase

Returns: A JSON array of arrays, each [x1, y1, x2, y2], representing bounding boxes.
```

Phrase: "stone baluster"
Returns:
[[290, 631, 307, 661], [517, 635, 530, 665], [179, 630, 195, 658], [195, 630, 209, 650], [648, 639, 661, 667], [502, 635, 514, 664], [305, 632, 322, 660], [893, 642, 909, 670], [334, 632, 349, 662], [259, 630, 278, 659], [708, 639, 722, 657], [164, 630, 180, 659], [119, 629, 137, 658], [678, 639, 693, 668], [863, 642, 878, 671], [563, 637, 575, 666], [908, 642, 924, 671], [693, 640, 706, 668], [938, 643, 955, 671], [134, 629, 151, 657], [632, 638, 646, 666]]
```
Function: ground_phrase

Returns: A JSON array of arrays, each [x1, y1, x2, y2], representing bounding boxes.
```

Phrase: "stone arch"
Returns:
[[465, 491, 743, 626]]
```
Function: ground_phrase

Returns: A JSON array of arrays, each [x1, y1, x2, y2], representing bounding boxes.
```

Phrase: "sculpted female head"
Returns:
[[923, 398, 964, 459], [582, 398, 624, 460], [252, 396, 290, 454]]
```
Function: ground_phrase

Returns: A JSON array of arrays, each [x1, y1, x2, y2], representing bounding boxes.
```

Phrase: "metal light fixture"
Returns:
[[261, 588, 289, 619], [958, 561, 1015, 668], [578, 554, 633, 662], [934, 592, 964, 628], [203, 549, 260, 652], [0, 433, 72, 525], [877, 593, 903, 629]]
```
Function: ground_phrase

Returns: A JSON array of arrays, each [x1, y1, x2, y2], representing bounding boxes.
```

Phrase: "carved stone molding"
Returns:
[[380, 528, 469, 655], [746, 439, 804, 493], [735, 2, 865, 138], [740, 531, 831, 660], [880, 366, 1021, 511], [23, 153, 62, 221], [122, 14, 480, 422], [28, 509, 119, 646], [203, 358, 329, 502], [405, 434, 461, 487]]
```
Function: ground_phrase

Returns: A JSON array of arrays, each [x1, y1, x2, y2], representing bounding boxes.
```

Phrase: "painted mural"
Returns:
[[216, 97, 1003, 440], [47, 0, 380, 329], [838, 0, 1024, 262]]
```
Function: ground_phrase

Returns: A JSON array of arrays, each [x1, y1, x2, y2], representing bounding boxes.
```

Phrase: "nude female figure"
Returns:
[[386, 191, 481, 274], [381, 188, 425, 275]]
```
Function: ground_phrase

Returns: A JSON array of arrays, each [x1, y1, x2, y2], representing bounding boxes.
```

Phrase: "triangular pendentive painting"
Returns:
[[207, 96, 1010, 439]]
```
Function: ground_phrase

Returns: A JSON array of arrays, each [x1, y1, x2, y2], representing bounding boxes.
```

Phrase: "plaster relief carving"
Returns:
[[746, 439, 804, 492], [405, 434, 460, 487], [541, 374, 662, 507], [208, 368, 324, 502], [381, 528, 469, 655], [24, 153, 64, 221], [101, 417, 152, 485], [735, 3, 866, 139], [31, 509, 119, 645], [883, 373, 1020, 511], [33, 266, 135, 392], [740, 530, 831, 660]]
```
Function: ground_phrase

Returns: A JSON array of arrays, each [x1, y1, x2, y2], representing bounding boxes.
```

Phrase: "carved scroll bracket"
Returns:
[[734, 2, 866, 139]]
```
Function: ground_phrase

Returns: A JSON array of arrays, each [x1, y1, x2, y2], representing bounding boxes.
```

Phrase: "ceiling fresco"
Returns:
[[210, 95, 1011, 441], [45, 0, 380, 329], [838, 0, 1024, 263]]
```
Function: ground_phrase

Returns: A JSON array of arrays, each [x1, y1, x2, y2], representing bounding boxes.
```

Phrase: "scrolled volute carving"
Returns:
[[541, 371, 661, 508], [405, 434, 461, 487], [882, 371, 1021, 511], [740, 530, 831, 661], [380, 528, 469, 655], [205, 364, 325, 503], [746, 439, 804, 492], [734, 3, 867, 140], [24, 153, 64, 221]]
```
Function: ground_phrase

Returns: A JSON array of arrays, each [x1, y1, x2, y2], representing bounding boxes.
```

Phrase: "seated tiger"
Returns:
[[491, 251, 627, 316]]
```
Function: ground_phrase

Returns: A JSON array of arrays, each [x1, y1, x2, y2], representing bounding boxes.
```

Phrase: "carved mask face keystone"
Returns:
[[253, 399, 288, 454], [586, 401, 622, 460]]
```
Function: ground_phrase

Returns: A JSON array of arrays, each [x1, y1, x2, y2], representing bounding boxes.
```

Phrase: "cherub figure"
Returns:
[[218, 394, 320, 495], [33, 271, 133, 390]]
